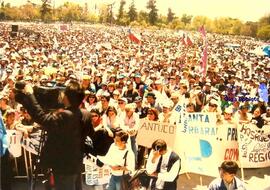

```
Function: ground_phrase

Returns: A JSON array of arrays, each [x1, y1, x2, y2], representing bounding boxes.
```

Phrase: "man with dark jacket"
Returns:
[[17, 80, 94, 190], [142, 139, 181, 190]]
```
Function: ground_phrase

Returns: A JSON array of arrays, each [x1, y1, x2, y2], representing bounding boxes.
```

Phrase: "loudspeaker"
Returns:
[[10, 32, 18, 38], [11, 25, 18, 32]]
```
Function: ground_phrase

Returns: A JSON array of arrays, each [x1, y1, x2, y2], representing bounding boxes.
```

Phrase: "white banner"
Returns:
[[136, 119, 177, 148], [238, 124, 270, 168], [216, 123, 239, 162], [21, 130, 42, 155], [6, 130, 22, 157], [175, 112, 220, 177], [83, 157, 111, 186]]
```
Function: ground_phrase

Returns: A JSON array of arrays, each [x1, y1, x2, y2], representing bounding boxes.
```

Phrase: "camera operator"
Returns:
[[16, 80, 94, 190]]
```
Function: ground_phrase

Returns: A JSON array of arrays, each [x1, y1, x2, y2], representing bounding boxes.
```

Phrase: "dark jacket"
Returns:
[[163, 151, 181, 190], [22, 94, 94, 175]]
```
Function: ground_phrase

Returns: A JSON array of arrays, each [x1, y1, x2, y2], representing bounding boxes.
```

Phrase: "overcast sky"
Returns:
[[6, 0, 270, 22]]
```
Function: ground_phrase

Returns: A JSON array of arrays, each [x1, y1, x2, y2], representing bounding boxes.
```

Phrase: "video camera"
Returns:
[[14, 81, 65, 111]]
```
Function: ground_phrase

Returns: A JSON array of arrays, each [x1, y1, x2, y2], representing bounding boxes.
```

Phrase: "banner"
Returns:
[[21, 130, 42, 155], [83, 157, 111, 186], [238, 124, 270, 168], [216, 123, 239, 162], [175, 112, 220, 177], [6, 130, 22, 157], [136, 119, 177, 148]]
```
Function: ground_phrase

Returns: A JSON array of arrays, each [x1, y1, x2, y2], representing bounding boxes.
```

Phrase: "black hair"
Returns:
[[64, 80, 84, 108], [220, 161, 239, 174], [115, 130, 129, 143], [106, 106, 117, 116], [151, 139, 167, 152], [90, 109, 101, 116]]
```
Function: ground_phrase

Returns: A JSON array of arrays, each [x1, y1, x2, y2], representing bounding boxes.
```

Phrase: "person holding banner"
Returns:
[[96, 130, 135, 190], [208, 161, 246, 190], [141, 139, 181, 190]]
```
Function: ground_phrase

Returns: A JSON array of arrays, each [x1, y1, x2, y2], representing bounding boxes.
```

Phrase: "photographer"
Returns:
[[16, 80, 94, 190]]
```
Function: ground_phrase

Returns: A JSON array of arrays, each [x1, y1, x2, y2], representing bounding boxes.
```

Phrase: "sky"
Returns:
[[6, 0, 270, 22]]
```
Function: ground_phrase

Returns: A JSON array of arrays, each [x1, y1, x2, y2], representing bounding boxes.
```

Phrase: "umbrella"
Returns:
[[263, 45, 270, 56]]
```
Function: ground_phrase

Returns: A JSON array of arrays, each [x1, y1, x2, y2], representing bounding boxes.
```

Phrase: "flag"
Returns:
[[201, 45, 208, 76], [199, 25, 206, 38], [186, 36, 193, 46], [181, 37, 186, 46], [128, 29, 141, 44], [0, 111, 8, 157]]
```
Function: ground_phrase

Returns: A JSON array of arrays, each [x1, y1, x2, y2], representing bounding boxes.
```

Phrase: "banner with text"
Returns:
[[137, 119, 177, 148], [238, 124, 270, 168], [175, 112, 220, 177], [83, 157, 111, 186], [216, 123, 239, 162]]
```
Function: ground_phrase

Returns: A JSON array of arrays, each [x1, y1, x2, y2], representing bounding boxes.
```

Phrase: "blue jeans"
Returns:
[[130, 136, 137, 164], [108, 175, 122, 190]]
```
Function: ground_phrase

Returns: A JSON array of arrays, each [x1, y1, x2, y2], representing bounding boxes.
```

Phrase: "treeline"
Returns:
[[0, 0, 270, 40]]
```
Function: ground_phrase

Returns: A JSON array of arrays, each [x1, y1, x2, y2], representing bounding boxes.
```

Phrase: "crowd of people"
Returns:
[[0, 22, 270, 190]]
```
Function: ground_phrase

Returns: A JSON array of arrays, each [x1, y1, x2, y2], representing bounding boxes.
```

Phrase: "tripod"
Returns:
[[29, 129, 47, 190]]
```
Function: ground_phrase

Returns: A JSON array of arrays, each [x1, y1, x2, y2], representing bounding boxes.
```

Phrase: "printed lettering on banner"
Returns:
[[238, 124, 270, 168], [84, 157, 111, 186], [136, 119, 177, 148], [6, 130, 22, 157], [21, 130, 42, 155], [175, 112, 220, 177], [216, 123, 239, 162]]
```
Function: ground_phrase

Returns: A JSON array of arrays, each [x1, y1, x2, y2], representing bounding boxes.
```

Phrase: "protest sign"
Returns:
[[238, 124, 270, 168], [175, 112, 220, 177], [216, 123, 239, 161], [6, 130, 22, 157], [136, 119, 177, 148], [83, 157, 111, 186], [21, 130, 42, 155]]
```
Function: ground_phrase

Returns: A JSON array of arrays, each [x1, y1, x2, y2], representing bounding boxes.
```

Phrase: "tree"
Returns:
[[40, 0, 52, 22], [258, 14, 270, 26], [117, 0, 125, 24], [167, 8, 174, 23], [20, 3, 40, 21], [146, 0, 158, 25], [240, 21, 258, 37], [128, 0, 137, 22], [257, 25, 270, 40], [57, 2, 84, 22], [181, 14, 192, 25]]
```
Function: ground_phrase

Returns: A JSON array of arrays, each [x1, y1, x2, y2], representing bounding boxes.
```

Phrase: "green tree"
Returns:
[[257, 25, 270, 40], [240, 21, 258, 37], [117, 0, 125, 24], [146, 0, 158, 25], [181, 14, 192, 25], [191, 16, 212, 31], [128, 0, 137, 22], [167, 8, 174, 23], [57, 2, 84, 22], [258, 14, 270, 26], [40, 0, 52, 22], [98, 4, 109, 23], [20, 3, 40, 21]]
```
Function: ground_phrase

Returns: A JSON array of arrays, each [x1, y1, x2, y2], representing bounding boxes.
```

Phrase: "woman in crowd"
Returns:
[[97, 130, 135, 190]]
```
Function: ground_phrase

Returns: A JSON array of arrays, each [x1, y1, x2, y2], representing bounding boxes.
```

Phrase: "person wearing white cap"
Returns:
[[221, 107, 236, 125], [159, 101, 175, 124]]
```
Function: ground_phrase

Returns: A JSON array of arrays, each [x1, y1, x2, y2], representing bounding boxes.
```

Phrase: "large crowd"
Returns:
[[0, 22, 270, 189]]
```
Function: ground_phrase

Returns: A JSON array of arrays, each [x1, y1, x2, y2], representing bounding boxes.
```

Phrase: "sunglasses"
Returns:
[[209, 104, 217, 107], [91, 114, 99, 118], [118, 102, 124, 104]]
